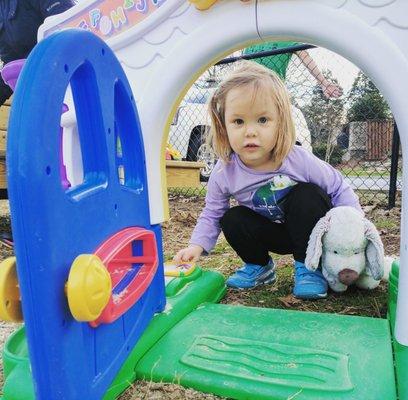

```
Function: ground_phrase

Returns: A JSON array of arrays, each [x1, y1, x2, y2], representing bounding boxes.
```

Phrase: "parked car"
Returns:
[[169, 81, 217, 181]]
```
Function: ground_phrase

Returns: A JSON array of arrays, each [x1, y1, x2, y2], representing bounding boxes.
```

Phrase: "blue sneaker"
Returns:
[[226, 258, 276, 289], [293, 261, 328, 299]]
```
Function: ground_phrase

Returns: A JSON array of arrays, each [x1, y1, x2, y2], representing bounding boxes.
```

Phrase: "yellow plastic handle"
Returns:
[[164, 262, 196, 277], [188, 0, 218, 10], [66, 254, 112, 322], [0, 257, 22, 322]]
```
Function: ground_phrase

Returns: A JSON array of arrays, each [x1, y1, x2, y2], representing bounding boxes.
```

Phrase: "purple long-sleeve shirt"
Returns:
[[190, 145, 361, 253]]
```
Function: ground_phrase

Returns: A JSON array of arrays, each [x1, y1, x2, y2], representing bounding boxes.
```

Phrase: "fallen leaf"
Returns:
[[278, 295, 302, 308]]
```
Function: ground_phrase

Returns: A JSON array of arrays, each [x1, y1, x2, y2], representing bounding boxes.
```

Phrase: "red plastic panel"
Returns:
[[90, 227, 158, 327]]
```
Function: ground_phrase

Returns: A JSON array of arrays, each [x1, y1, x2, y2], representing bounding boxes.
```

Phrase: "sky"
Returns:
[[310, 47, 360, 94], [282, 46, 362, 108]]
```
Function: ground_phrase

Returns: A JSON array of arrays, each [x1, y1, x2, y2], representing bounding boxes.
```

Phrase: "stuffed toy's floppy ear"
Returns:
[[364, 219, 384, 280], [305, 213, 331, 271]]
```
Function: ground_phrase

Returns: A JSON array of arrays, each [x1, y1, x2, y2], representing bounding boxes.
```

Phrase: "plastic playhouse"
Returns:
[[0, 1, 408, 399]]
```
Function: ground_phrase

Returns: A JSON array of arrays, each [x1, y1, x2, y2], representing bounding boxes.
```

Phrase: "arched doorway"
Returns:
[[139, 0, 408, 345]]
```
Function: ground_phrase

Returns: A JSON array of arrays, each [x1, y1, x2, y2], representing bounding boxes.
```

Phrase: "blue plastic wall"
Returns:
[[6, 30, 166, 399]]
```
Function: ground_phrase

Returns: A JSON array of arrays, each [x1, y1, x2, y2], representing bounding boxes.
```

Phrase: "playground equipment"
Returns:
[[0, 0, 408, 399]]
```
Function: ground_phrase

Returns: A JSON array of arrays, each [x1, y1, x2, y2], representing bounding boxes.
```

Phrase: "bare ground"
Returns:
[[0, 196, 401, 399]]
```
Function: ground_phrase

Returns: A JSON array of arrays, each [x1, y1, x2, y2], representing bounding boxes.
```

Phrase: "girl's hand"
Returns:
[[174, 245, 204, 264]]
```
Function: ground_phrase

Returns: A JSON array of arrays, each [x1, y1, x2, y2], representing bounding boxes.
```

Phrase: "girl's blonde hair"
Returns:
[[208, 61, 296, 164]]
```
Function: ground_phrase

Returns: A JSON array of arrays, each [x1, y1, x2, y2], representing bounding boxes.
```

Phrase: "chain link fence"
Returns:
[[168, 43, 402, 206]]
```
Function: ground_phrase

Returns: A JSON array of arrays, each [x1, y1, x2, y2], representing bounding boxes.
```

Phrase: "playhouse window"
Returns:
[[113, 80, 144, 191], [62, 61, 109, 200]]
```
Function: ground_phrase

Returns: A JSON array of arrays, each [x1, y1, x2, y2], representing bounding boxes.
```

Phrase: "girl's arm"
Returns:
[[189, 167, 230, 254]]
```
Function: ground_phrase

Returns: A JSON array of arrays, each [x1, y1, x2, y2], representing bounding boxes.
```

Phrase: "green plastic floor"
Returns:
[[136, 303, 396, 400], [1, 268, 398, 400]]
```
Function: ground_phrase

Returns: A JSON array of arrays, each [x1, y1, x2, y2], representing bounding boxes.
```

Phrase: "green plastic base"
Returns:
[[1, 328, 33, 400], [388, 259, 408, 400], [136, 304, 396, 400], [104, 268, 226, 399], [1, 264, 401, 400], [0, 268, 226, 400]]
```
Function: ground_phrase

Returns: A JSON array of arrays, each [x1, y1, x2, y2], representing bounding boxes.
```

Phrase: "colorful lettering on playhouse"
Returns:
[[46, 0, 167, 39]]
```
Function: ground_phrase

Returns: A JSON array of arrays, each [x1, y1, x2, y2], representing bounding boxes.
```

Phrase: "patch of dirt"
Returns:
[[118, 382, 221, 400]]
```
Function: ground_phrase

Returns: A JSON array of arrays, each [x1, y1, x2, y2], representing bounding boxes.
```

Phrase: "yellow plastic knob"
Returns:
[[0, 257, 22, 322], [188, 0, 218, 10], [66, 254, 112, 321]]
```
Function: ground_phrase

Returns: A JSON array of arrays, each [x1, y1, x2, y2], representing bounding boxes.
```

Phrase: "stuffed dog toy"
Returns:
[[305, 206, 385, 292]]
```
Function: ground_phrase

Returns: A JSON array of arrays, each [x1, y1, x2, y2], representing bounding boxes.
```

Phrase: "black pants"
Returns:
[[219, 183, 332, 265]]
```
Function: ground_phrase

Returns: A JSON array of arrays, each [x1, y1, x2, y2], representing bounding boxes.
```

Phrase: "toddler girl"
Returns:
[[174, 61, 361, 299]]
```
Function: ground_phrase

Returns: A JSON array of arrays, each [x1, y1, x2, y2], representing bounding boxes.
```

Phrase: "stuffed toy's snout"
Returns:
[[338, 269, 360, 286], [305, 206, 385, 292]]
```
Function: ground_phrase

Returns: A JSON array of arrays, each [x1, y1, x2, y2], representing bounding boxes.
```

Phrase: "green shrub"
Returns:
[[313, 144, 344, 166]]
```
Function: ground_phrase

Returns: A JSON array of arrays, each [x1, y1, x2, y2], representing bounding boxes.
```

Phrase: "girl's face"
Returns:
[[224, 83, 280, 170]]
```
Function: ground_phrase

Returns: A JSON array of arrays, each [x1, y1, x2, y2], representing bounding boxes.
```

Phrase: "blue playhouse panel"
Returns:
[[6, 30, 165, 399]]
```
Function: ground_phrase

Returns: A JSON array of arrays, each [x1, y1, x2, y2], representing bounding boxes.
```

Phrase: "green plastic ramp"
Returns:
[[136, 304, 396, 400]]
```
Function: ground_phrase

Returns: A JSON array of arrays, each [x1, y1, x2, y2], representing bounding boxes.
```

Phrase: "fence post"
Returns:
[[388, 120, 400, 209]]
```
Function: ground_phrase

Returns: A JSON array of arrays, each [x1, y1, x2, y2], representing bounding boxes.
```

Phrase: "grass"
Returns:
[[339, 167, 402, 178], [375, 217, 400, 231], [196, 240, 389, 319]]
